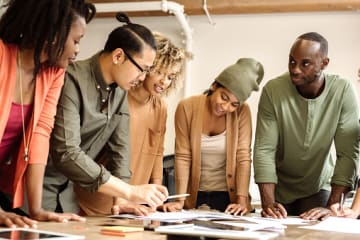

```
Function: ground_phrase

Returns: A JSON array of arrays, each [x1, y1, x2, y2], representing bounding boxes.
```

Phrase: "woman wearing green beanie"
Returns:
[[162, 58, 264, 215]]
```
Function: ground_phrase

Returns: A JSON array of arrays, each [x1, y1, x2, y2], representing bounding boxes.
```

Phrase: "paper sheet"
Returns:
[[215, 221, 285, 232], [110, 210, 238, 222], [241, 216, 315, 225], [300, 216, 360, 234], [155, 224, 280, 240]]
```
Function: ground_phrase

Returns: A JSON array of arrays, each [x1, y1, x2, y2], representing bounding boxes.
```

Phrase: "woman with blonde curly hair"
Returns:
[[112, 33, 188, 216], [74, 33, 188, 216]]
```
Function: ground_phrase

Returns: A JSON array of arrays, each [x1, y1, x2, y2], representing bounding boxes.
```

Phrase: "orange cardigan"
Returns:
[[0, 39, 64, 208]]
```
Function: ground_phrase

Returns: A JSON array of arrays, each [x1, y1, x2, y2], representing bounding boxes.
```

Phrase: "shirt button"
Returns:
[[227, 174, 232, 178], [106, 87, 110, 91], [102, 99, 106, 102], [230, 188, 234, 192], [96, 85, 100, 89]]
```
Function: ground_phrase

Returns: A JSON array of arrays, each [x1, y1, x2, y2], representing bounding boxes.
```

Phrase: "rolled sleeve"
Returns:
[[332, 83, 360, 188]]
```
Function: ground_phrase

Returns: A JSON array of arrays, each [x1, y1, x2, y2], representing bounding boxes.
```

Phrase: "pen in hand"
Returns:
[[338, 193, 345, 211], [167, 193, 190, 200]]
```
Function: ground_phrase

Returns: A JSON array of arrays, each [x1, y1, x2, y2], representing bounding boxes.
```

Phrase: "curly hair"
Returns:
[[149, 32, 190, 96], [0, 0, 96, 78]]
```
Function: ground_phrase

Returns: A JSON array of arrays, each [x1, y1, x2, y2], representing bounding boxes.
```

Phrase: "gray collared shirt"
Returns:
[[49, 52, 131, 192]]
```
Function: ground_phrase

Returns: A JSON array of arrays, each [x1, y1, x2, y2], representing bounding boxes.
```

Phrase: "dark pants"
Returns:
[[196, 191, 230, 212], [0, 191, 29, 217], [281, 189, 330, 216]]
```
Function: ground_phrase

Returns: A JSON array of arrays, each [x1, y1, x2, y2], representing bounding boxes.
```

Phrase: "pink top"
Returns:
[[0, 39, 65, 208], [0, 103, 33, 195]]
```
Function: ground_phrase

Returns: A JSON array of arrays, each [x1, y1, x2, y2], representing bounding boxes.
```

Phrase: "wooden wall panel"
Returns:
[[89, 0, 360, 17]]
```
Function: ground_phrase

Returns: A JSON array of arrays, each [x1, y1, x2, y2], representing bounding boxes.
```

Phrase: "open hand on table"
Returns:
[[160, 201, 184, 212], [225, 203, 249, 216], [300, 207, 331, 220], [261, 202, 287, 218], [0, 210, 37, 228], [112, 202, 155, 216], [31, 209, 86, 223]]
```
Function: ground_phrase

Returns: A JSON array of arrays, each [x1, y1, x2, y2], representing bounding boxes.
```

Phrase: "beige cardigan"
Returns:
[[175, 94, 252, 209]]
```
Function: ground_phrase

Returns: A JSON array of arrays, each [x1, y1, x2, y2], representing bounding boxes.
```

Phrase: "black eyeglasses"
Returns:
[[123, 50, 150, 75]]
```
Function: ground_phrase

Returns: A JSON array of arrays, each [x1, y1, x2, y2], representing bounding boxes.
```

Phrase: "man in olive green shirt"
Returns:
[[254, 32, 359, 220], [43, 53, 131, 212], [43, 21, 168, 213]]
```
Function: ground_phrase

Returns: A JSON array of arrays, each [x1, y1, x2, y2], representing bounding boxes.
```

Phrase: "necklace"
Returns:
[[18, 51, 30, 161]]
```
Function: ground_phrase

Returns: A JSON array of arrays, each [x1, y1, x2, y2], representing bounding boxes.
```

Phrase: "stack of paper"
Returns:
[[100, 226, 144, 237]]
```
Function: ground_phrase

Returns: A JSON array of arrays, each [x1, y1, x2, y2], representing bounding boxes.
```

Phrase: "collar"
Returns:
[[90, 52, 118, 92]]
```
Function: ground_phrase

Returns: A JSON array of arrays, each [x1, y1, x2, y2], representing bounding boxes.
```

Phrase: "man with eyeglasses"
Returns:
[[42, 15, 169, 215], [123, 50, 152, 76]]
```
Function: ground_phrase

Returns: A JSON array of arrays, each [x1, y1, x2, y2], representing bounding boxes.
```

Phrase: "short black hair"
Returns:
[[297, 32, 328, 57], [0, 0, 96, 77]]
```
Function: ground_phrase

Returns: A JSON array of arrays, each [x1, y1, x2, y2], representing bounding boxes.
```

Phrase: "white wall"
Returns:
[[0, 1, 6, 16], [78, 11, 360, 201]]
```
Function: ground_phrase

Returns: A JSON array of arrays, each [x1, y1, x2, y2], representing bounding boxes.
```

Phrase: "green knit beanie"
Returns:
[[215, 58, 264, 102]]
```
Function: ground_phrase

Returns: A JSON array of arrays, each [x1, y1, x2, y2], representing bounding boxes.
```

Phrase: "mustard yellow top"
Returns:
[[128, 91, 167, 185]]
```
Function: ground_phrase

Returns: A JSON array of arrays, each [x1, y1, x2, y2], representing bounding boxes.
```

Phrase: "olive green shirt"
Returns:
[[49, 52, 131, 192], [254, 72, 360, 204]]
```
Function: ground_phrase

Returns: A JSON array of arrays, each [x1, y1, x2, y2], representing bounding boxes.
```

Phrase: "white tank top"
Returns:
[[199, 130, 227, 191]]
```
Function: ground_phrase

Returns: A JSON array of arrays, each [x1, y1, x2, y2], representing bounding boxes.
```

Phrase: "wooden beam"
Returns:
[[201, 0, 360, 14], [89, 0, 360, 17]]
